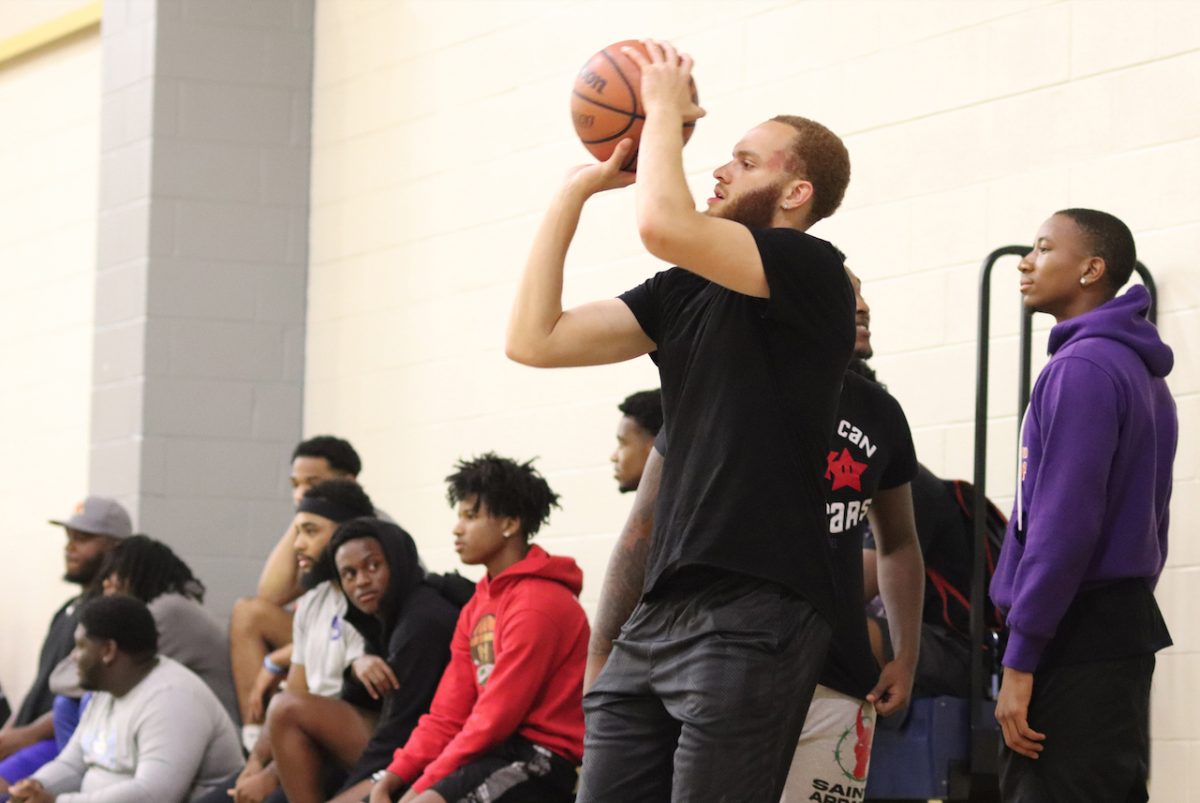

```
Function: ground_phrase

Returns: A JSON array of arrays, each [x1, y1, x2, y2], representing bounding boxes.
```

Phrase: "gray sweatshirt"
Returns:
[[33, 657, 242, 802]]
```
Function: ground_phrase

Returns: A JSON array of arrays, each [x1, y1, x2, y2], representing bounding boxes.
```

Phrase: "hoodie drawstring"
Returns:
[[1016, 405, 1030, 533]]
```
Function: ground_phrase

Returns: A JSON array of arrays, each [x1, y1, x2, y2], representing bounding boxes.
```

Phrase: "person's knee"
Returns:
[[231, 596, 262, 633], [231, 596, 281, 636], [265, 689, 306, 729]]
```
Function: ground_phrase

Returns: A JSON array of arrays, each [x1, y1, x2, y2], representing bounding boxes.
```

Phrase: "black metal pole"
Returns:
[[971, 245, 1026, 776]]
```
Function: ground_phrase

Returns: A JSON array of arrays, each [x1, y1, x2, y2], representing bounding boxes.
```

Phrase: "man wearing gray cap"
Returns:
[[0, 497, 131, 785]]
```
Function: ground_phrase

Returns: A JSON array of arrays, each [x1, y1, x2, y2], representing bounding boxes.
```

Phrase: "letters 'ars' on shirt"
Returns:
[[820, 371, 917, 699], [619, 227, 856, 624]]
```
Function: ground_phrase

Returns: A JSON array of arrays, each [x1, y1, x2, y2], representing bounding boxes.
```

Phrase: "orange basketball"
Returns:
[[570, 39, 699, 171]]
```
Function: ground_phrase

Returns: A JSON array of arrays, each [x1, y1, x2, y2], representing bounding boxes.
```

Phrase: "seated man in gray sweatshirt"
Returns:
[[8, 595, 242, 803]]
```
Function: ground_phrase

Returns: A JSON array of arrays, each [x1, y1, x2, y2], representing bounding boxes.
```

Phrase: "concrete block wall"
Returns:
[[0, 27, 100, 710], [308, 1, 1200, 796], [91, 0, 315, 617]]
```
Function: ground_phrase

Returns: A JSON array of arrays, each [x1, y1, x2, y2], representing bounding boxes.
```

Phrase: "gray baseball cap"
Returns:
[[49, 496, 133, 539]]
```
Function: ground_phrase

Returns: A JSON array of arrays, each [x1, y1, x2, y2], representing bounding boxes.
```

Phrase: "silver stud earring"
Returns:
[[1080, 277, 1087, 286]]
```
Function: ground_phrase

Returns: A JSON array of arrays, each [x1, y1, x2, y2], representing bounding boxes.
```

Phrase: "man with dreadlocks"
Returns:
[[97, 536, 239, 723], [368, 453, 588, 803], [1, 535, 237, 797]]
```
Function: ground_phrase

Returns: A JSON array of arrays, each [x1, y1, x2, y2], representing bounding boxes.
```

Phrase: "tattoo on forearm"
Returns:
[[590, 454, 661, 651], [591, 513, 652, 648]]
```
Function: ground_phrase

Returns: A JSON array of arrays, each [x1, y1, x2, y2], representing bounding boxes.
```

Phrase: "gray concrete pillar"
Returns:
[[92, 0, 314, 615]]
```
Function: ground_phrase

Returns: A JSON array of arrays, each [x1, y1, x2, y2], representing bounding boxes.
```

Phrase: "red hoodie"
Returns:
[[385, 545, 588, 792]]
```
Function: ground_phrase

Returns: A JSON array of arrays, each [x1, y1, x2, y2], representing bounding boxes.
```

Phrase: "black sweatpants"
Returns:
[[577, 572, 832, 803], [999, 654, 1154, 803]]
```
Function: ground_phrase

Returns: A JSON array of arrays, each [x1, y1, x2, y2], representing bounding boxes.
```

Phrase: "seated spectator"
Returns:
[[2, 536, 243, 799], [99, 536, 240, 723], [200, 479, 375, 803], [369, 453, 588, 803], [230, 435, 369, 738], [611, 389, 662, 493], [8, 595, 242, 803], [276, 518, 462, 803], [863, 463, 975, 698], [0, 498, 131, 798]]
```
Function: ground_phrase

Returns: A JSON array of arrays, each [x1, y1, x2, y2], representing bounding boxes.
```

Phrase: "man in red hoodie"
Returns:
[[369, 453, 588, 803]]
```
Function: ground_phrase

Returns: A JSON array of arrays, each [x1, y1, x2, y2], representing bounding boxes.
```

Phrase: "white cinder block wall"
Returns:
[[0, 29, 100, 707], [308, 1, 1199, 797]]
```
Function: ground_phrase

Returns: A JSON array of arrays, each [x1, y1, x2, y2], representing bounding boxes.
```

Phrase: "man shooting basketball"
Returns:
[[507, 39, 855, 801]]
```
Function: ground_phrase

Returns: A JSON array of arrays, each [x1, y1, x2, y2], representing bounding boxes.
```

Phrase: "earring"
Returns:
[[502, 531, 512, 539], [1080, 277, 1088, 286]]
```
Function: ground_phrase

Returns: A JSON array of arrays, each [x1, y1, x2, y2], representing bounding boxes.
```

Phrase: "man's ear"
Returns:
[[1082, 255, 1108, 287], [100, 639, 119, 666], [500, 515, 523, 540], [782, 179, 814, 213]]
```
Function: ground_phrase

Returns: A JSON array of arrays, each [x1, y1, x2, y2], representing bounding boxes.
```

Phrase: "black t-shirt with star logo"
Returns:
[[619, 228, 855, 624], [819, 370, 918, 698]]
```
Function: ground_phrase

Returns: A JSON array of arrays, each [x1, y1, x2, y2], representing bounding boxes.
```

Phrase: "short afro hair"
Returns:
[[292, 435, 362, 476], [771, 115, 851, 225], [1055, 208, 1136, 294], [445, 452, 560, 540], [80, 594, 158, 658], [618, 389, 663, 437]]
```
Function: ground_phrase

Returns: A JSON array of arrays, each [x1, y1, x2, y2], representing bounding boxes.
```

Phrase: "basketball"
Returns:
[[570, 39, 699, 171]]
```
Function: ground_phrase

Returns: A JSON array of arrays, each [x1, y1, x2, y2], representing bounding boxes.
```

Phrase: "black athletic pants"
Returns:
[[999, 653, 1154, 803], [577, 571, 832, 803]]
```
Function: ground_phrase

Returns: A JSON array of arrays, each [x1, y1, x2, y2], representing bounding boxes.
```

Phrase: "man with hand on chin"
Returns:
[[292, 518, 459, 803]]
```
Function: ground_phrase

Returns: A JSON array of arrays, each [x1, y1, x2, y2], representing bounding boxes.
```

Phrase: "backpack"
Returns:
[[425, 570, 477, 608], [924, 479, 1006, 639]]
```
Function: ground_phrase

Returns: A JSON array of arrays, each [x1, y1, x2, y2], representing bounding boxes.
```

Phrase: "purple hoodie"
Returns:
[[991, 285, 1178, 672]]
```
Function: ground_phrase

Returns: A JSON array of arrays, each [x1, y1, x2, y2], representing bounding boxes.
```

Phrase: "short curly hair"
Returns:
[[618, 389, 663, 437], [1055, 208, 1136, 294], [80, 594, 157, 658], [445, 452, 560, 540], [292, 435, 362, 476], [771, 115, 851, 224]]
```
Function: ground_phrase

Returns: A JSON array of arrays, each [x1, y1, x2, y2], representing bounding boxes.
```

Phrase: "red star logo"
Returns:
[[826, 448, 868, 491]]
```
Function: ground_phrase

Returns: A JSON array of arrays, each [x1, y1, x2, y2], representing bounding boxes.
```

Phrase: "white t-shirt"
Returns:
[[34, 657, 243, 803], [291, 580, 365, 697]]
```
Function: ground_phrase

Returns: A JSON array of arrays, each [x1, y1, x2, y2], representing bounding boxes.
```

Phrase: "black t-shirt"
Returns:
[[619, 228, 854, 623], [819, 372, 918, 698], [16, 595, 87, 725], [864, 464, 974, 635]]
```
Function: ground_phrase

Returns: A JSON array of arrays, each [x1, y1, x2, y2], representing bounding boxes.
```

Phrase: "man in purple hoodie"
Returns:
[[991, 208, 1177, 803]]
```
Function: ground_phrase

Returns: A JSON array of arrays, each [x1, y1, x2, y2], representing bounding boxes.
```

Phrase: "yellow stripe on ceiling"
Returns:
[[0, 1, 102, 68]]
